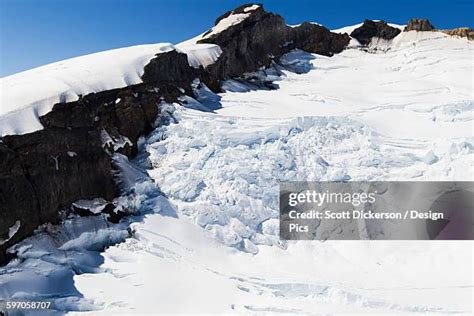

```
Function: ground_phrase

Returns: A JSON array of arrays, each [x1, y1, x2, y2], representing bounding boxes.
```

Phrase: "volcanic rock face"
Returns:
[[350, 19, 401, 45], [198, 4, 349, 80], [404, 18, 435, 32], [142, 50, 201, 94], [292, 22, 350, 56], [0, 129, 115, 263], [0, 3, 352, 264]]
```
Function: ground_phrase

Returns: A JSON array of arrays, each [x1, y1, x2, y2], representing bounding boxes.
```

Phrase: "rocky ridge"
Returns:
[[403, 18, 473, 41]]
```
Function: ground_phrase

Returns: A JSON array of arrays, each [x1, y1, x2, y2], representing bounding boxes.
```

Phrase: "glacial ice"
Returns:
[[69, 33, 473, 313], [0, 28, 472, 314]]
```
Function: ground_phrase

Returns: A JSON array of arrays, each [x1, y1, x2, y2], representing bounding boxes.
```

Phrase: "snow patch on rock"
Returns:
[[243, 4, 260, 12], [202, 13, 251, 39], [0, 221, 21, 245], [177, 44, 222, 68], [100, 129, 133, 153], [72, 198, 109, 215]]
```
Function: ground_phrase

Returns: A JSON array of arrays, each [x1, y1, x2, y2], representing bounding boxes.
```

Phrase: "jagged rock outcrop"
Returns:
[[350, 19, 401, 45], [291, 22, 350, 56], [404, 18, 435, 32], [0, 3, 351, 265], [198, 4, 349, 81], [442, 27, 474, 40], [142, 50, 202, 94]]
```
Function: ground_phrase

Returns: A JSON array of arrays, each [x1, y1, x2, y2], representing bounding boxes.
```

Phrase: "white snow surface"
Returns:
[[201, 12, 251, 39], [218, 31, 473, 141], [176, 43, 222, 68], [72, 199, 109, 215], [0, 27, 473, 314], [243, 4, 261, 13], [0, 221, 21, 245], [0, 43, 221, 136]]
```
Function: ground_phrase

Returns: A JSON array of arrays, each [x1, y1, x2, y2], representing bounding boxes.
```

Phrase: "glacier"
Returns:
[[0, 28, 473, 314], [73, 31, 474, 314]]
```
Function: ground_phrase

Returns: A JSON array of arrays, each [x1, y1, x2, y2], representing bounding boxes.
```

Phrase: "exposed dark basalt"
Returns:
[[142, 50, 201, 94], [351, 19, 401, 45], [0, 3, 351, 265], [198, 4, 349, 81], [40, 83, 185, 156], [291, 22, 350, 56], [0, 128, 115, 263], [404, 18, 435, 32]]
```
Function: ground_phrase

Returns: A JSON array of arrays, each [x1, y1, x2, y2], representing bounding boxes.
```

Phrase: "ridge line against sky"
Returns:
[[1, 0, 473, 77]]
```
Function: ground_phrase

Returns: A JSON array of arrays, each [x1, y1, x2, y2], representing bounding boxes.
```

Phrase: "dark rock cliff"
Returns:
[[350, 19, 401, 45], [197, 4, 349, 83], [0, 3, 351, 264], [1, 129, 115, 261]]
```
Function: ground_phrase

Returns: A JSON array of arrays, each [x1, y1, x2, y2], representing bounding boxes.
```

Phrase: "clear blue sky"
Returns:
[[1, 0, 473, 77]]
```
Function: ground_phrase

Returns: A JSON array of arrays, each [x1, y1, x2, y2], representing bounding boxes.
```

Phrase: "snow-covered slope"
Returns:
[[218, 31, 473, 140], [71, 31, 473, 314], [0, 25, 473, 314], [0, 43, 221, 136]]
